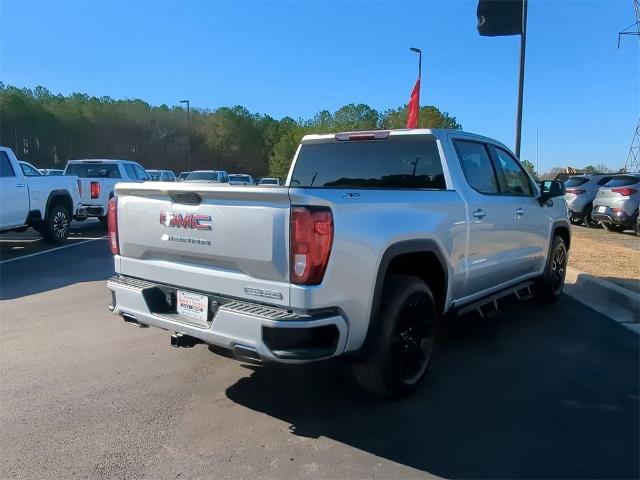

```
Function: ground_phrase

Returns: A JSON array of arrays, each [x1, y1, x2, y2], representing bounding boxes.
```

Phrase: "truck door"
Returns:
[[452, 139, 530, 299], [488, 145, 548, 275], [0, 151, 29, 229]]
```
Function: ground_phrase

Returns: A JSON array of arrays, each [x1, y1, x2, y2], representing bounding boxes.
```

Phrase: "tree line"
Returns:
[[0, 84, 462, 178]]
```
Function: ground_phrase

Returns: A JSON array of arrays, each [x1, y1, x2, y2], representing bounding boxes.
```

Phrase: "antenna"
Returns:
[[620, 1, 640, 173]]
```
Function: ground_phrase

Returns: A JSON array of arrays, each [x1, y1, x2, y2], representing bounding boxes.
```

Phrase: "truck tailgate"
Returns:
[[114, 183, 291, 306]]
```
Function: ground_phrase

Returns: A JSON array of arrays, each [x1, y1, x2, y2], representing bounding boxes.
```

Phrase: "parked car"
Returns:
[[228, 174, 256, 185], [564, 173, 615, 227], [591, 174, 640, 232], [184, 170, 229, 183], [64, 159, 150, 223], [258, 177, 281, 186], [1, 146, 80, 243], [39, 168, 65, 176], [177, 172, 190, 181], [106, 129, 570, 398], [147, 169, 176, 182]]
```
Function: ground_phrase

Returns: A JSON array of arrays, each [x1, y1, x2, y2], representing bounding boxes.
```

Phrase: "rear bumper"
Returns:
[[76, 204, 105, 218], [591, 207, 634, 226], [106, 275, 348, 363]]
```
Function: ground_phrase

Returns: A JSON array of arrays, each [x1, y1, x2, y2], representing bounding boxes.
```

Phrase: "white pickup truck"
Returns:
[[64, 159, 150, 223], [0, 146, 80, 243]]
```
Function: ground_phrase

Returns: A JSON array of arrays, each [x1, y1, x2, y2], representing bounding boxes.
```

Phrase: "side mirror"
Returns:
[[538, 180, 565, 205]]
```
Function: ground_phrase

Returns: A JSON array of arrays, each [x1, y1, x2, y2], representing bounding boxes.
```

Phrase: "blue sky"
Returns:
[[1, 0, 638, 173]]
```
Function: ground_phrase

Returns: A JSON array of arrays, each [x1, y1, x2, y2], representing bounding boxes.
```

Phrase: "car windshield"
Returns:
[[148, 171, 161, 180], [564, 177, 589, 187], [186, 171, 220, 181], [604, 175, 640, 187]]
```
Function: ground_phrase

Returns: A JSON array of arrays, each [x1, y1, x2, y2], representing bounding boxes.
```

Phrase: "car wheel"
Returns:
[[534, 235, 568, 304], [351, 275, 437, 399], [634, 214, 640, 237], [583, 204, 599, 228], [602, 223, 627, 233], [40, 204, 70, 244]]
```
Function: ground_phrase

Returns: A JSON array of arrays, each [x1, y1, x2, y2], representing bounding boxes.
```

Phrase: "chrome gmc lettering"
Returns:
[[159, 212, 212, 231]]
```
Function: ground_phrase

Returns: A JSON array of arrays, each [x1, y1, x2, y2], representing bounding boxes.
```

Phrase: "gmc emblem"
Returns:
[[159, 212, 212, 231]]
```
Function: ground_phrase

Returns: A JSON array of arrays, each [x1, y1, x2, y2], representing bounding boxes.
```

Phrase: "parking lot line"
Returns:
[[0, 237, 107, 265]]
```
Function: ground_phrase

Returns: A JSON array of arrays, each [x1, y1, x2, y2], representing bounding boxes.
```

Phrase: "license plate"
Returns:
[[598, 206, 606, 213], [177, 290, 209, 323]]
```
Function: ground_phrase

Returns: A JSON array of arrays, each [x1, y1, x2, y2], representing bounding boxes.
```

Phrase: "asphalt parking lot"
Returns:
[[0, 228, 638, 479]]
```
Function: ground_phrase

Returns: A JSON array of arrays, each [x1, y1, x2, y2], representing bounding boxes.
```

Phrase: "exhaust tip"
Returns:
[[122, 313, 147, 328], [232, 345, 261, 362]]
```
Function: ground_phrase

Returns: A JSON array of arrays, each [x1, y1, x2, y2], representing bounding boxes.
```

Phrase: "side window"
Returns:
[[123, 164, 137, 179], [133, 165, 150, 180], [454, 140, 498, 194], [21, 163, 41, 176], [0, 152, 16, 177], [492, 147, 534, 196]]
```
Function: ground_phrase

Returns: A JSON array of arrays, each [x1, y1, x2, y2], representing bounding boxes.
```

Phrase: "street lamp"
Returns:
[[180, 99, 190, 171], [409, 47, 422, 80]]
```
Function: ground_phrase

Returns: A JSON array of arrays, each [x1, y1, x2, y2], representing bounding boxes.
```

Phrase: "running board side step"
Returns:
[[456, 281, 535, 319]]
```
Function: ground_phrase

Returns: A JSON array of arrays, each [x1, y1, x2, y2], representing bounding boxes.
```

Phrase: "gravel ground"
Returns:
[[568, 225, 640, 293]]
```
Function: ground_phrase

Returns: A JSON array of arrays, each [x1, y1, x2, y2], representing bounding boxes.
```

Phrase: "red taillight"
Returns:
[[611, 207, 624, 213], [90, 181, 100, 199], [290, 207, 333, 285], [566, 189, 586, 194], [108, 197, 119, 255], [611, 187, 637, 196]]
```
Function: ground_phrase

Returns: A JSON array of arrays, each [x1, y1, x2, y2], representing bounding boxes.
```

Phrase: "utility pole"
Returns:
[[180, 99, 191, 171], [619, 0, 640, 173]]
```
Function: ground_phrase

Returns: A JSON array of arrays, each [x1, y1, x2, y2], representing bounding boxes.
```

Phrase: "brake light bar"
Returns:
[[90, 181, 100, 199], [335, 131, 390, 141], [565, 188, 586, 194], [108, 197, 119, 255], [290, 206, 333, 285], [611, 187, 637, 196]]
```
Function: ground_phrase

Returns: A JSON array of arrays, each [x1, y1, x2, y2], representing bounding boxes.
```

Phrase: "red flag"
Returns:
[[406, 78, 420, 128]]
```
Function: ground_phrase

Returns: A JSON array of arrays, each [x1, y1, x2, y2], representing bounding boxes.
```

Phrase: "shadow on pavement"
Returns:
[[226, 295, 640, 479], [0, 236, 113, 300]]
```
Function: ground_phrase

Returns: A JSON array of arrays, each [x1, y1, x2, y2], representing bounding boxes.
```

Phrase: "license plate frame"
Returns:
[[176, 290, 209, 324], [598, 206, 606, 213]]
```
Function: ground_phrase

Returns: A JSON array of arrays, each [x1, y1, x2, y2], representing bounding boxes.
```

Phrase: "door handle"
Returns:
[[472, 209, 486, 219], [515, 207, 525, 216], [16, 184, 26, 188]]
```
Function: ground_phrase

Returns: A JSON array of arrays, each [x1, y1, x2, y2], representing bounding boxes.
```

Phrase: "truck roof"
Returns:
[[302, 128, 499, 143], [67, 159, 137, 164]]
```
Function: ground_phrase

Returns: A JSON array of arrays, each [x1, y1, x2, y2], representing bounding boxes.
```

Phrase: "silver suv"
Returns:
[[106, 129, 570, 398], [592, 174, 640, 232], [564, 174, 615, 227]]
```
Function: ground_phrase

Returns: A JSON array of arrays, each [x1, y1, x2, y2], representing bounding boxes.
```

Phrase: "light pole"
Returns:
[[410, 47, 422, 80], [180, 99, 190, 171]]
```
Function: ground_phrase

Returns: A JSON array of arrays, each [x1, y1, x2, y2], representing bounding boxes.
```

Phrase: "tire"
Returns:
[[534, 235, 568, 304], [583, 204, 599, 228], [351, 275, 438, 399], [602, 223, 627, 233], [634, 214, 640, 237], [40, 204, 70, 244]]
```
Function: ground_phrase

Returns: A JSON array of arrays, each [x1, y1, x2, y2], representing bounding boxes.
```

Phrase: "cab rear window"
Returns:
[[291, 136, 445, 189], [65, 163, 121, 178]]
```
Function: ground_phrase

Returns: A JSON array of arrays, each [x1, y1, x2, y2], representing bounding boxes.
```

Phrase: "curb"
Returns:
[[564, 266, 639, 334]]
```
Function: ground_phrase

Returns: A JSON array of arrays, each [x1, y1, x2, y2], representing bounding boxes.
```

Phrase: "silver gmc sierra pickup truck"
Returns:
[[107, 129, 570, 398]]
